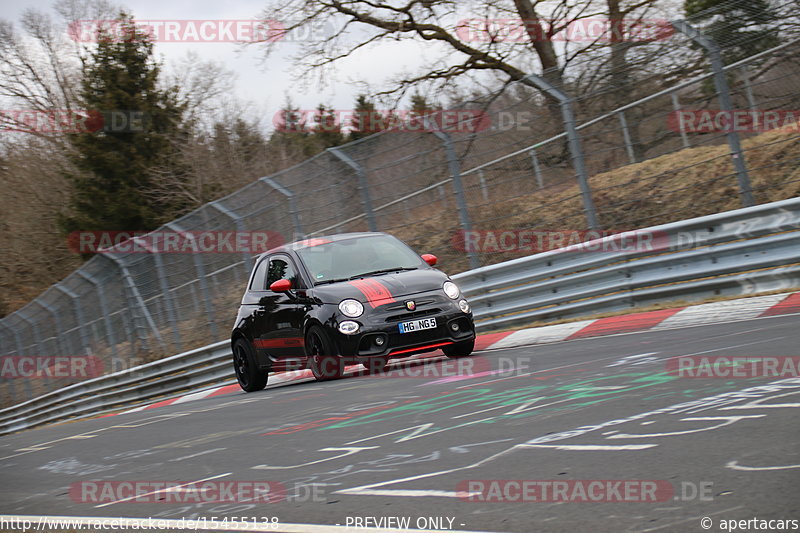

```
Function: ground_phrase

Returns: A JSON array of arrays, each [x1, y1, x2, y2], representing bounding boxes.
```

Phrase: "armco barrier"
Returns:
[[1, 198, 799, 435], [453, 197, 800, 329]]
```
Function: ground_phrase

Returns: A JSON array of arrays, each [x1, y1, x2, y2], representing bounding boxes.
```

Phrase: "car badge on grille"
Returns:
[[405, 300, 416, 311]]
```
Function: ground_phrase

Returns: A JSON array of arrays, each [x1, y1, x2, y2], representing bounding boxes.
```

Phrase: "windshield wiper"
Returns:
[[348, 267, 418, 279], [314, 278, 350, 286]]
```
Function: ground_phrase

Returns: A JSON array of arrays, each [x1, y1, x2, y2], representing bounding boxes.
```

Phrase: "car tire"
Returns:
[[362, 356, 388, 374], [306, 325, 343, 381], [233, 338, 268, 392], [442, 338, 475, 359]]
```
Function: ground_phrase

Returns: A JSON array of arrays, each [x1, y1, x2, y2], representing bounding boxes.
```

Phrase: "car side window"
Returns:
[[266, 255, 301, 289], [249, 258, 270, 291]]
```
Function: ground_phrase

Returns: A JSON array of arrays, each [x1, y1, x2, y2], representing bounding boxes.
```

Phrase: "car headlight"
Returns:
[[443, 281, 460, 299], [459, 299, 470, 313], [339, 299, 364, 318], [338, 321, 360, 335]]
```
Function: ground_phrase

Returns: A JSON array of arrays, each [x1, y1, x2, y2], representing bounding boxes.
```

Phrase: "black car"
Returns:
[[230, 232, 475, 391]]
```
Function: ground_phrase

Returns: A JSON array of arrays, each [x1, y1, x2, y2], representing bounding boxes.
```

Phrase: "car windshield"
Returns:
[[296, 234, 423, 284]]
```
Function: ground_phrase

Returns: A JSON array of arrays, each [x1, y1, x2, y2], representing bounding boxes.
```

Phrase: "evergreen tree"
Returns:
[[684, 0, 780, 63], [312, 104, 345, 148], [60, 13, 188, 237], [349, 94, 384, 141]]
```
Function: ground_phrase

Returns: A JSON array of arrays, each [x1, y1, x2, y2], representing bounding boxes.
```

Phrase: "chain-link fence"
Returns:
[[2, 1, 800, 405]]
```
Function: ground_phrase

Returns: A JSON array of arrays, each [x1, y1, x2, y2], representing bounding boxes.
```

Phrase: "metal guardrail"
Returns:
[[1, 198, 799, 435], [453, 197, 800, 329]]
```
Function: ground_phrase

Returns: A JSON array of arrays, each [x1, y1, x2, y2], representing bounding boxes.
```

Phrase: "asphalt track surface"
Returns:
[[1, 314, 799, 533]]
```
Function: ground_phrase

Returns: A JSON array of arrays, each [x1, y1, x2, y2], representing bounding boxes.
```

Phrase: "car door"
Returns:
[[250, 254, 306, 362]]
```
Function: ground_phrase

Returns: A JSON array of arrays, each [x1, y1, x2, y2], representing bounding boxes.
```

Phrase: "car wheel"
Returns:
[[442, 338, 475, 359], [306, 325, 343, 381], [233, 338, 268, 392], [362, 356, 388, 374]]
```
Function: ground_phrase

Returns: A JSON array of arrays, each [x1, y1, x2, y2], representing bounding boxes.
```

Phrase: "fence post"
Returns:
[[210, 201, 256, 278], [76, 270, 119, 360], [0, 322, 21, 400], [617, 111, 637, 164], [328, 147, 378, 232], [529, 148, 544, 189], [521, 73, 601, 230], [739, 65, 757, 111], [15, 306, 52, 388], [54, 284, 91, 356], [671, 19, 754, 207], [164, 222, 218, 340], [671, 93, 692, 149], [259, 177, 305, 240], [102, 253, 166, 352], [424, 115, 481, 270], [132, 237, 182, 353], [478, 170, 489, 201], [36, 300, 70, 360]]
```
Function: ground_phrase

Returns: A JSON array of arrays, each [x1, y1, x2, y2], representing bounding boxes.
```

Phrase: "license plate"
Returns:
[[398, 317, 437, 334]]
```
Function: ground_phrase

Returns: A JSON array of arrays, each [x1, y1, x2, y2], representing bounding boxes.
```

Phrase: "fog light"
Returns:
[[451, 322, 460, 331], [375, 336, 385, 346], [338, 321, 359, 335], [459, 299, 470, 313]]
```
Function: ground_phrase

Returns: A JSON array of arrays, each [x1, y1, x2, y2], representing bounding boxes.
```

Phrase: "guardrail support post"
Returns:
[[328, 147, 378, 232], [521, 73, 601, 230], [425, 116, 481, 270], [102, 253, 166, 352], [164, 223, 219, 340], [671, 19, 754, 207], [259, 177, 305, 240]]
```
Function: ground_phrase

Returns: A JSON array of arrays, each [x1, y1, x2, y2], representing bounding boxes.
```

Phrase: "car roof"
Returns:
[[254, 232, 390, 261]]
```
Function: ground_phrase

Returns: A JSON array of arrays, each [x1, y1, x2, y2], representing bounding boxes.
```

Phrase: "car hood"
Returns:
[[310, 268, 451, 305]]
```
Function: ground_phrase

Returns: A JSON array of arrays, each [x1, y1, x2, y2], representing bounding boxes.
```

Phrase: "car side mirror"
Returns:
[[421, 254, 438, 266], [270, 279, 292, 292]]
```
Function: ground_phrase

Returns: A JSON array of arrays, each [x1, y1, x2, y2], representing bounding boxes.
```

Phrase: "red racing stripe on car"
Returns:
[[349, 278, 396, 308], [253, 338, 305, 349]]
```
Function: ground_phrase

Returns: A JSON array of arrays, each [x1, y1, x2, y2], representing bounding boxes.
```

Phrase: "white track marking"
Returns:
[[168, 447, 226, 462], [726, 460, 800, 471], [252, 447, 379, 470], [520, 444, 658, 450], [94, 473, 231, 508], [606, 415, 766, 439]]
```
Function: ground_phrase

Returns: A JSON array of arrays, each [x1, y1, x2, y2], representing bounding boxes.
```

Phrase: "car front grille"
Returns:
[[385, 308, 442, 322]]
